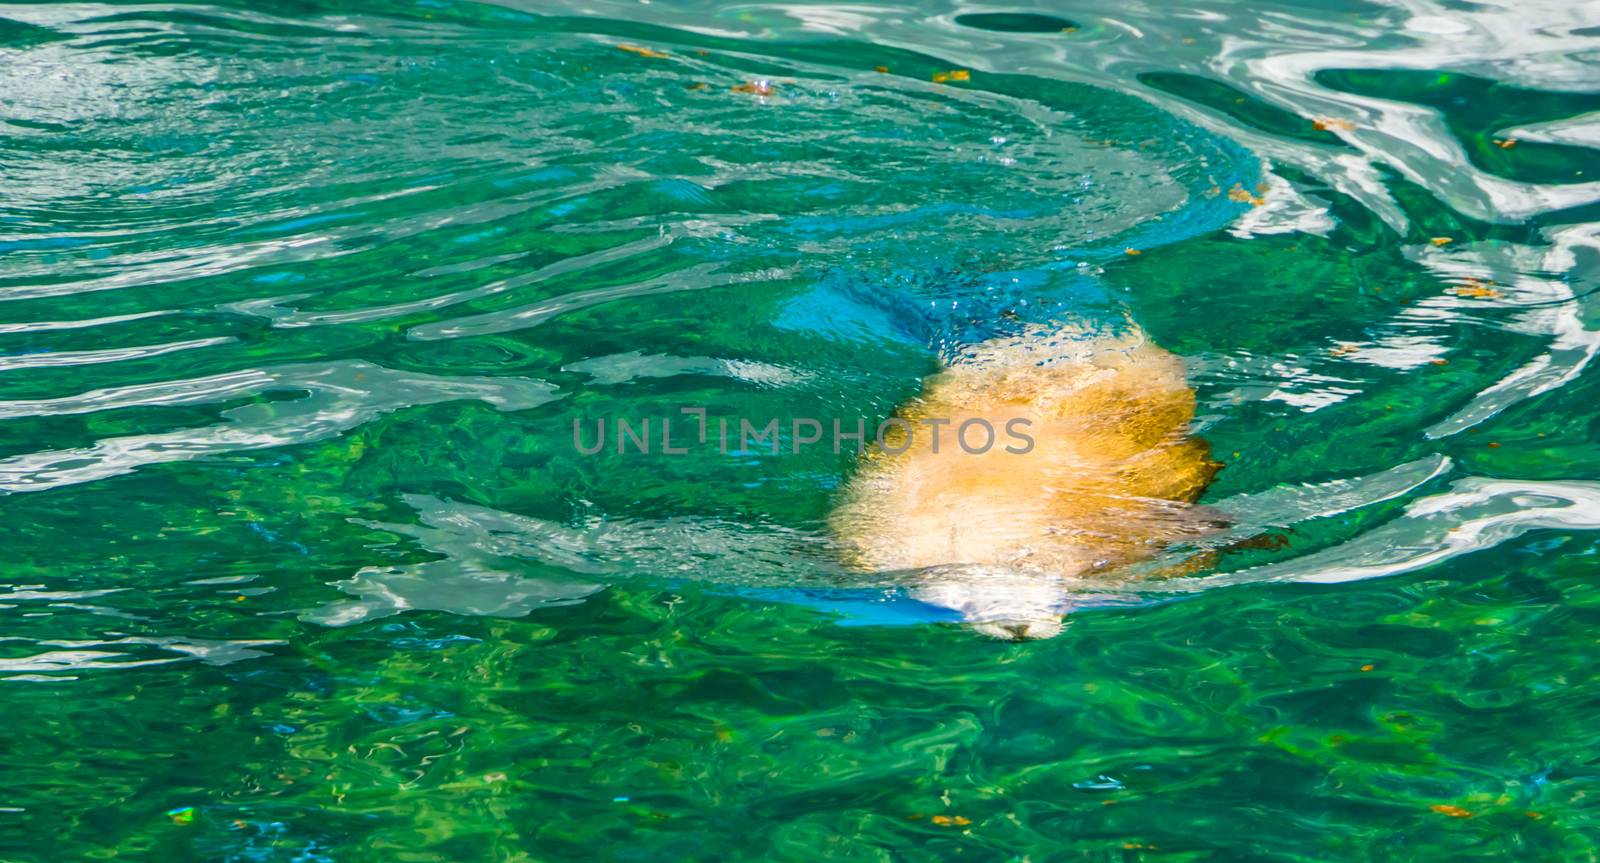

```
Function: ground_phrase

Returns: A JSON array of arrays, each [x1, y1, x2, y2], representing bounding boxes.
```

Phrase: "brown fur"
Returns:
[[829, 331, 1219, 636]]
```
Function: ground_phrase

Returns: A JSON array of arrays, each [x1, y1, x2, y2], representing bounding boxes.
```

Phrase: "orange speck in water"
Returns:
[[1430, 236, 1453, 246], [875, 65, 889, 73], [616, 43, 671, 59], [1432, 804, 1474, 818], [1526, 811, 1545, 819], [1360, 664, 1375, 672], [1124, 247, 1142, 256], [731, 80, 775, 96], [1487, 442, 1501, 449], [1224, 183, 1266, 206], [931, 815, 972, 826], [686, 82, 708, 91], [1430, 358, 1450, 366], [1313, 117, 1356, 131], [1496, 138, 1518, 149]]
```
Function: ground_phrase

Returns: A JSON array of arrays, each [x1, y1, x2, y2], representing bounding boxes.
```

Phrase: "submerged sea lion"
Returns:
[[829, 328, 1220, 639]]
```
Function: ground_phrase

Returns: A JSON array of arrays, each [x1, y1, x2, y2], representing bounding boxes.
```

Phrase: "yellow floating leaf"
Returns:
[[1430, 358, 1450, 366], [1430, 236, 1453, 246], [1226, 185, 1266, 206], [731, 80, 776, 96], [1431, 804, 1474, 818], [1360, 664, 1375, 672], [1313, 117, 1356, 131], [1124, 247, 1142, 256], [932, 69, 970, 83], [617, 43, 671, 59], [1496, 138, 1518, 149], [931, 815, 972, 826], [875, 65, 889, 73], [1449, 285, 1501, 299]]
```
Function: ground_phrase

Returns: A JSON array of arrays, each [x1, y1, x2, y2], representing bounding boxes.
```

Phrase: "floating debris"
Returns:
[[1227, 183, 1265, 206], [1431, 804, 1474, 818], [1124, 247, 1142, 255], [732, 80, 776, 96], [932, 69, 971, 84], [1430, 236, 1453, 246], [931, 815, 972, 826], [1430, 358, 1450, 366], [1360, 664, 1375, 671], [616, 43, 671, 59], [1313, 117, 1356, 131], [875, 65, 889, 73], [1450, 283, 1501, 299], [1330, 342, 1360, 356], [1495, 138, 1518, 149], [166, 806, 197, 825], [686, 82, 708, 91]]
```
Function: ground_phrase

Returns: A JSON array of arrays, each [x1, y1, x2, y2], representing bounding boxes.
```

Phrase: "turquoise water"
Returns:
[[3, 1, 1600, 859]]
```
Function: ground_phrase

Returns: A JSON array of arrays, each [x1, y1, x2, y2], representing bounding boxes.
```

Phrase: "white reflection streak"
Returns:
[[0, 336, 232, 372], [1425, 224, 1600, 437], [0, 362, 561, 494], [1152, 476, 1600, 590]]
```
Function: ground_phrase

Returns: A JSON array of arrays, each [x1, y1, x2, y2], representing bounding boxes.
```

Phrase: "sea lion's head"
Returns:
[[910, 566, 1070, 640]]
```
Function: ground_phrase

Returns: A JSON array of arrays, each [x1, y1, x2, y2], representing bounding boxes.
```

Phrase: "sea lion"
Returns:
[[829, 327, 1220, 639]]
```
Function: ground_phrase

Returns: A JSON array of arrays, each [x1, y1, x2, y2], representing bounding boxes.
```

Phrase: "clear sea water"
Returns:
[[3, 0, 1600, 859]]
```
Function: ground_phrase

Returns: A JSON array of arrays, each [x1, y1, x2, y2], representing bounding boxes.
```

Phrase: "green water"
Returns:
[[4, 1, 1600, 860]]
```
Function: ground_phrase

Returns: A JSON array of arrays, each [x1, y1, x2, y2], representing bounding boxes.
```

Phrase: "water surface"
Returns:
[[3, 0, 1600, 859]]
